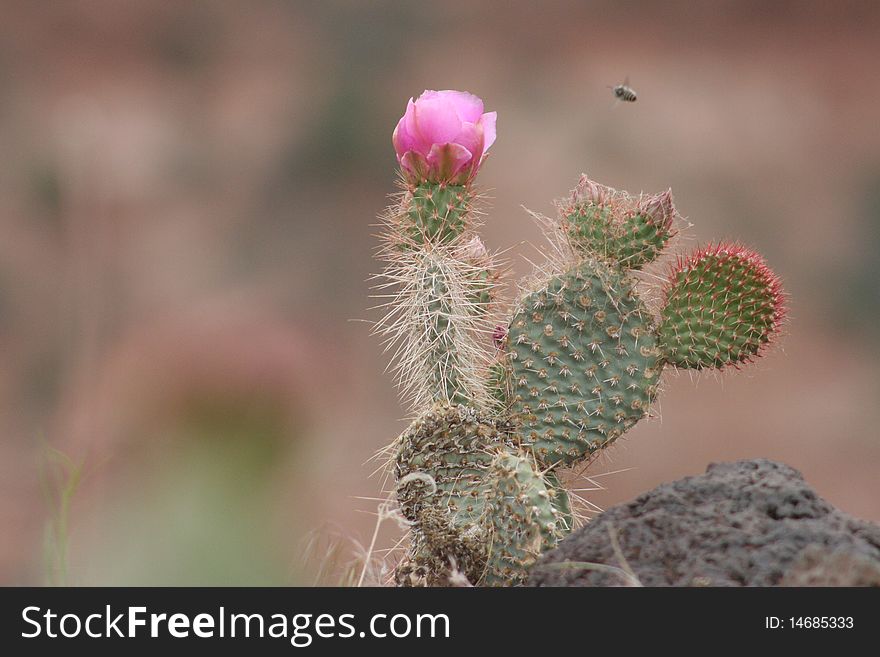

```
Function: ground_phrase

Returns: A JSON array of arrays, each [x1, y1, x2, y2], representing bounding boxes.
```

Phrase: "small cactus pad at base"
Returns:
[[483, 452, 563, 586], [506, 259, 662, 467], [394, 404, 508, 586], [659, 243, 785, 369], [394, 505, 487, 587]]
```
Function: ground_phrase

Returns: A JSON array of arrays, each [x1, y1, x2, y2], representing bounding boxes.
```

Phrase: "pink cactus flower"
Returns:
[[392, 90, 497, 185]]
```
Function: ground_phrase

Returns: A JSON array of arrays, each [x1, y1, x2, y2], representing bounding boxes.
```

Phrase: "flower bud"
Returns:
[[460, 235, 489, 262], [492, 325, 508, 349], [639, 188, 676, 229], [574, 175, 610, 207]]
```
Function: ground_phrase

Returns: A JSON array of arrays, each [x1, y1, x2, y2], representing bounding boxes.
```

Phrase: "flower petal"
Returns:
[[438, 89, 484, 122], [414, 96, 464, 146], [426, 142, 473, 182], [392, 113, 417, 156], [400, 150, 429, 183], [479, 111, 497, 153], [401, 98, 421, 151], [453, 121, 484, 162]]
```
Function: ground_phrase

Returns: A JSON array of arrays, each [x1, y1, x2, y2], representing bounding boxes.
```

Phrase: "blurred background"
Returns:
[[1, 0, 879, 585]]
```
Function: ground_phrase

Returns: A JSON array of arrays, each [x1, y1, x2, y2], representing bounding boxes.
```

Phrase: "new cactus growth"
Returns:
[[373, 90, 785, 586]]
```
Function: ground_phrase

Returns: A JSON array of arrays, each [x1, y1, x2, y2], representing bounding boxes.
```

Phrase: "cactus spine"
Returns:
[[376, 165, 785, 585]]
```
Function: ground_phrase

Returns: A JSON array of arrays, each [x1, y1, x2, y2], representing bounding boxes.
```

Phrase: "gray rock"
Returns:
[[528, 459, 880, 586]]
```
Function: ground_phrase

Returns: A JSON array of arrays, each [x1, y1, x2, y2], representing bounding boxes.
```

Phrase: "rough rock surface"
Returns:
[[528, 459, 880, 586]]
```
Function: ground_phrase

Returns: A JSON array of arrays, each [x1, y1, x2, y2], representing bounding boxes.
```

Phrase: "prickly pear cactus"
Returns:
[[374, 90, 785, 587]]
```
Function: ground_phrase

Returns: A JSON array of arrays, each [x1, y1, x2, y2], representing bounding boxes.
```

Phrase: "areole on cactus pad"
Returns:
[[373, 90, 786, 586]]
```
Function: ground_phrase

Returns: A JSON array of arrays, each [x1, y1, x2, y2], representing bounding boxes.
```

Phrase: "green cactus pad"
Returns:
[[395, 403, 513, 586], [395, 403, 509, 528], [659, 244, 785, 369], [406, 182, 471, 244], [565, 205, 672, 269], [483, 452, 563, 586], [506, 259, 662, 467]]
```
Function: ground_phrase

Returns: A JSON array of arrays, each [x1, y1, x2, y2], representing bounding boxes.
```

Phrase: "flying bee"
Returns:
[[610, 77, 637, 103]]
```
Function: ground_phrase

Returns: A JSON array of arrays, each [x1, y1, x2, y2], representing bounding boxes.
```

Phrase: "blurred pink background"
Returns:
[[1, 1, 879, 584]]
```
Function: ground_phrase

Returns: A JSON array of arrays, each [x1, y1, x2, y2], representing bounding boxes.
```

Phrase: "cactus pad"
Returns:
[[395, 403, 508, 526], [379, 251, 491, 410], [506, 259, 662, 467], [394, 505, 486, 587], [544, 471, 573, 534], [565, 202, 672, 269], [559, 178, 675, 270], [483, 451, 563, 585], [659, 243, 785, 369]]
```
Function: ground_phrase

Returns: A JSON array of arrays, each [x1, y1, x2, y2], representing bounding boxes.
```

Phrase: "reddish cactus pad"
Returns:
[[659, 243, 785, 369]]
